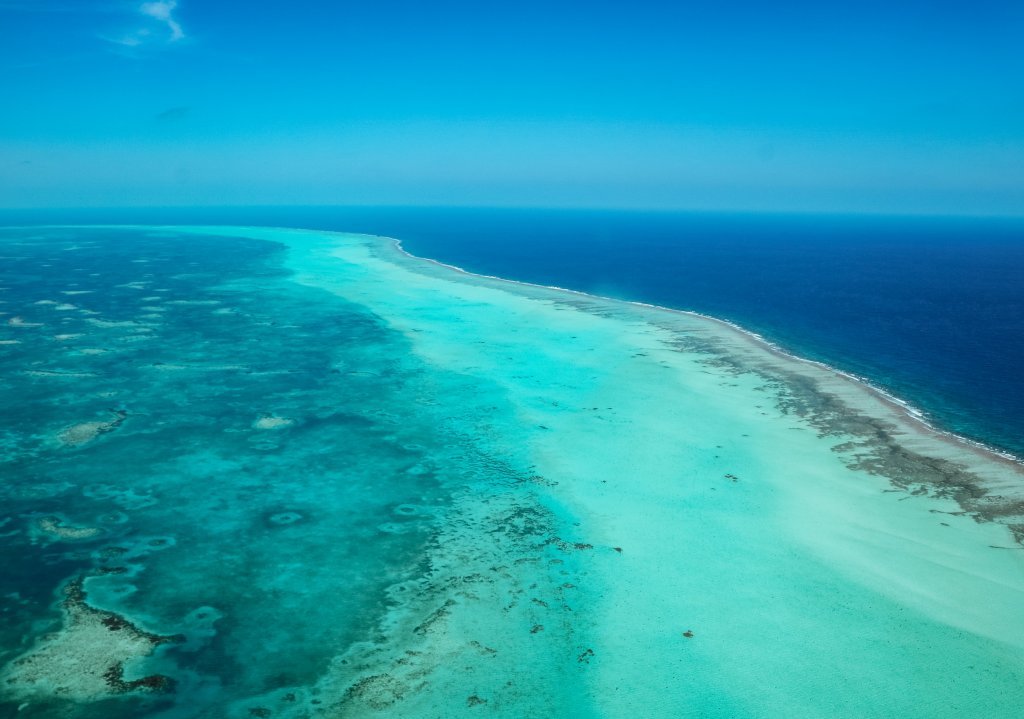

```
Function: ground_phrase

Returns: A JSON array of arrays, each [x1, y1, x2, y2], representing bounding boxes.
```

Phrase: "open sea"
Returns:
[[6, 207, 1023, 457]]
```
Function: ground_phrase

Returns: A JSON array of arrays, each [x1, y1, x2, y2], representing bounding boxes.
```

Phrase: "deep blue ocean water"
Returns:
[[4, 207, 1023, 458]]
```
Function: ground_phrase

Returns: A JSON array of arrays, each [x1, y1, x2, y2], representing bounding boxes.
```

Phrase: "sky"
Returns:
[[1, 0, 1023, 215]]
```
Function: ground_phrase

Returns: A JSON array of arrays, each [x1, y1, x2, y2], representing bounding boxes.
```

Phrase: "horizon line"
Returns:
[[1, 204, 1023, 223]]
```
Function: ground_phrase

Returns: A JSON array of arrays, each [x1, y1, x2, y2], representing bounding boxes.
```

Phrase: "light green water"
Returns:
[[1, 226, 1023, 718]]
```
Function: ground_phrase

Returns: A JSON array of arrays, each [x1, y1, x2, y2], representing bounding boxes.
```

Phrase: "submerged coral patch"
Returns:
[[0, 578, 182, 701], [253, 415, 295, 430], [35, 516, 104, 542], [268, 512, 303, 526], [57, 409, 127, 447]]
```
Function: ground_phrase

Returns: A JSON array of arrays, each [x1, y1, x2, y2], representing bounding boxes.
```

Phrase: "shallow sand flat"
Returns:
[[108, 227, 1024, 716], [8, 316, 43, 327], [253, 415, 295, 430], [35, 516, 104, 541], [86, 318, 139, 328], [57, 411, 126, 447], [1, 579, 178, 702]]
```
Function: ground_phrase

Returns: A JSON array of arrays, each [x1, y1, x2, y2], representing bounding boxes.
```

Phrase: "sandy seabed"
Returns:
[[2, 224, 1022, 719], [169, 225, 1024, 718]]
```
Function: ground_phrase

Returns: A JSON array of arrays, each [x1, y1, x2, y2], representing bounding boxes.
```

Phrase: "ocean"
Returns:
[[5, 206, 1021, 458], [1, 215, 1022, 717]]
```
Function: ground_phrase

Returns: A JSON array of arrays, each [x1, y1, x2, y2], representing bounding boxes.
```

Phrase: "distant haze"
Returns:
[[1, 0, 1022, 215]]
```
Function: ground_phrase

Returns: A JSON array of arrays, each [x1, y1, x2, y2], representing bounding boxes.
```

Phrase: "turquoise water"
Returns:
[[2, 226, 1023, 718], [0, 228, 472, 716], [4, 208, 1023, 460]]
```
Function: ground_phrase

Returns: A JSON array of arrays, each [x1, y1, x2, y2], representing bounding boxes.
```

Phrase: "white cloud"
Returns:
[[104, 0, 186, 48], [140, 1, 184, 42]]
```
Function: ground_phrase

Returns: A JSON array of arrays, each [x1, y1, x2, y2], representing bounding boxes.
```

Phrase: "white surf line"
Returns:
[[383, 234, 1024, 469]]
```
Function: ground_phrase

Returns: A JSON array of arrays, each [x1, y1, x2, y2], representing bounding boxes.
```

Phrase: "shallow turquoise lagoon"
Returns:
[[1, 226, 1022, 718]]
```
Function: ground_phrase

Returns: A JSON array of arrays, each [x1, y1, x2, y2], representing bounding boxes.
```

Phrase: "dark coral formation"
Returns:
[[548, 536, 595, 552], [341, 673, 413, 711], [65, 577, 184, 695], [412, 599, 456, 636], [774, 369, 1024, 540], [65, 577, 184, 647], [102, 663, 176, 694]]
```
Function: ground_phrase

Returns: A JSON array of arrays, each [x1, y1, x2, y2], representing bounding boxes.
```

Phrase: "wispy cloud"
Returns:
[[106, 0, 187, 48], [140, 1, 184, 41]]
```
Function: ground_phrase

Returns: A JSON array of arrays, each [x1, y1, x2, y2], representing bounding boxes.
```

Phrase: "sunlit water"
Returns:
[[1, 226, 1022, 718]]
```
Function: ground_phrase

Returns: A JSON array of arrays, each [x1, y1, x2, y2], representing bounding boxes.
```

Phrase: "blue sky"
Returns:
[[1, 0, 1023, 214]]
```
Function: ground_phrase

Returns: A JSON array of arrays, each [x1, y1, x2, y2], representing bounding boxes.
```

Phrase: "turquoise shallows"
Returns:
[[1, 226, 1022, 718]]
